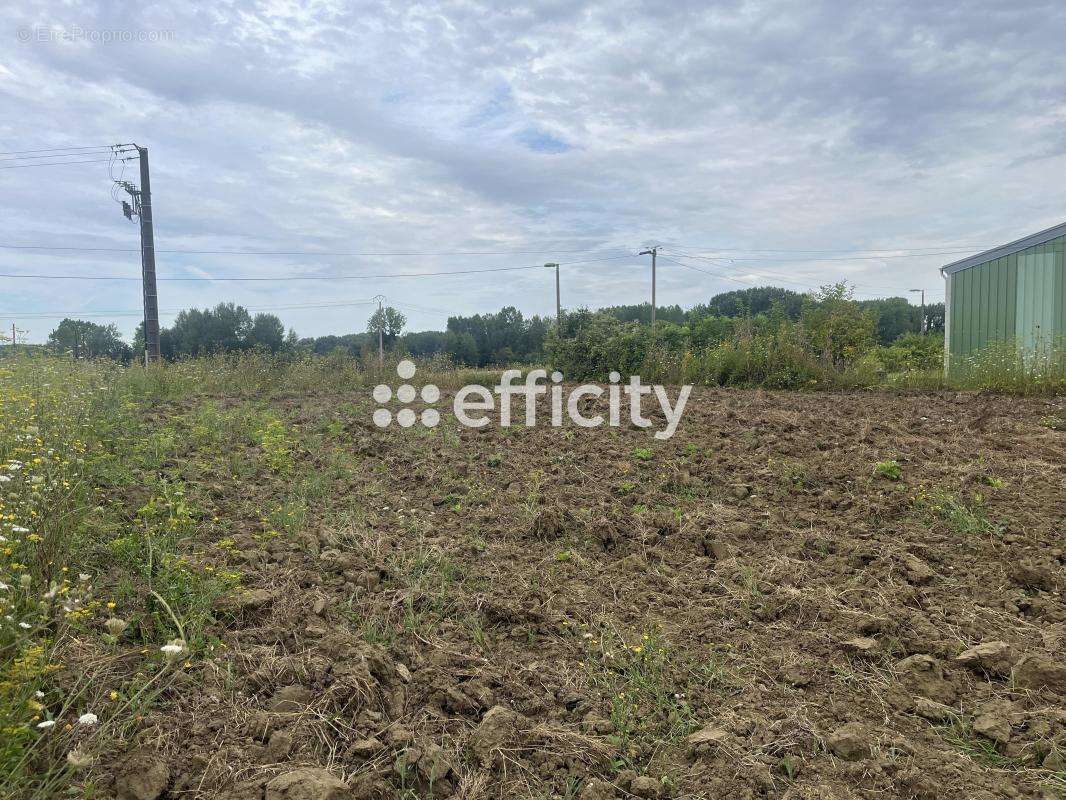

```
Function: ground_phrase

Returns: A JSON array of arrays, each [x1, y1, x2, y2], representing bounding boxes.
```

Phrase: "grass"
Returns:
[[0, 358, 295, 797], [0, 357, 241, 798], [582, 627, 697, 770], [915, 487, 1005, 537]]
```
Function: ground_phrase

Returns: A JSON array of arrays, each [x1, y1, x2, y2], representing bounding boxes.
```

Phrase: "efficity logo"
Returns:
[[373, 361, 691, 440]]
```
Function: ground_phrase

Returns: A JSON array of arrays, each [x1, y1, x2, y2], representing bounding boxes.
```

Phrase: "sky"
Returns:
[[2, 0, 1065, 343]]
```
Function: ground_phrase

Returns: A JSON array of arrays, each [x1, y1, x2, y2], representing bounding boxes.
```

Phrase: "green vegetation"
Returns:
[[0, 358, 237, 798], [548, 283, 936, 389], [875, 460, 902, 481], [916, 488, 1004, 537], [547, 284, 1063, 393]]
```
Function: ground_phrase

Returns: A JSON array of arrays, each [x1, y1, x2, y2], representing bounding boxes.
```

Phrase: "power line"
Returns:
[[0, 148, 135, 162], [0, 157, 136, 171], [0, 254, 633, 282], [665, 246, 977, 263], [667, 243, 986, 255], [660, 249, 944, 293], [0, 144, 128, 156], [6, 299, 383, 320], [657, 254, 758, 287], [658, 253, 942, 296], [0, 243, 628, 257]]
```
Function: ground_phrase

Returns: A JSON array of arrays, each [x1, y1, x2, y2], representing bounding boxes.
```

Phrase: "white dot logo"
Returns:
[[373, 360, 440, 428]]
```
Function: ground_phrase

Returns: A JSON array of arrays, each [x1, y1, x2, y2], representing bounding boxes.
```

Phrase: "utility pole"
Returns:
[[545, 263, 561, 331], [638, 247, 658, 328], [373, 295, 385, 365], [117, 144, 161, 363], [909, 288, 926, 334], [3, 324, 25, 356]]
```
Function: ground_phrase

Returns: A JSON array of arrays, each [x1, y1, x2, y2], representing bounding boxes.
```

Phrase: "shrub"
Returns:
[[875, 460, 902, 481]]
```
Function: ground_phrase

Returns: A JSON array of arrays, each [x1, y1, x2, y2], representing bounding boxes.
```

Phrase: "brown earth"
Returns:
[[97, 387, 1066, 799]]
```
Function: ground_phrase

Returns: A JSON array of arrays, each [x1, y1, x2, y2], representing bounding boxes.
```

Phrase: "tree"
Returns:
[[48, 319, 131, 361], [444, 331, 479, 366], [802, 283, 877, 368], [168, 303, 253, 356], [247, 313, 286, 353], [404, 330, 448, 358], [692, 287, 805, 320], [366, 306, 407, 345], [445, 306, 549, 366], [132, 322, 177, 361]]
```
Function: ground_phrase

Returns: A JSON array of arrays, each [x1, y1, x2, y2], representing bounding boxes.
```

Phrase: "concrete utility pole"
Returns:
[[117, 144, 161, 363], [373, 295, 385, 365], [909, 288, 926, 334], [545, 263, 561, 331], [639, 247, 659, 328]]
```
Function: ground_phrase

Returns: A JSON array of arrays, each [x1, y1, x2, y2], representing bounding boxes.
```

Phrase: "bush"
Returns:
[[877, 333, 944, 373]]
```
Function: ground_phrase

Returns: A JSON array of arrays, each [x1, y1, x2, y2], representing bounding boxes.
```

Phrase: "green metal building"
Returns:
[[940, 222, 1066, 372]]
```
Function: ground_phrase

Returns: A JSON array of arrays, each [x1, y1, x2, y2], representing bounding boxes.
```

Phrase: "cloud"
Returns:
[[2, 0, 1065, 340]]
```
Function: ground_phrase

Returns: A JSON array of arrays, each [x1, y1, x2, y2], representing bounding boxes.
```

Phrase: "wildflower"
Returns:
[[104, 618, 128, 637], [36, 720, 55, 729], [19, 575, 31, 589], [77, 712, 98, 726], [160, 639, 187, 664], [108, 690, 119, 701], [11, 526, 28, 533], [18, 622, 31, 630], [66, 747, 94, 770]]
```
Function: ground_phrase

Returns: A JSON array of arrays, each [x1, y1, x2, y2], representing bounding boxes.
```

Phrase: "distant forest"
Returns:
[[24, 285, 943, 367]]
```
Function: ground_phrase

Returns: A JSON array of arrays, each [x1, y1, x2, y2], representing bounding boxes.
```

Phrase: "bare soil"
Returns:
[[100, 387, 1066, 799]]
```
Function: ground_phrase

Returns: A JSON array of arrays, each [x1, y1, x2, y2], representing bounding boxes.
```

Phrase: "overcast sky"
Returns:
[[2, 0, 1065, 342]]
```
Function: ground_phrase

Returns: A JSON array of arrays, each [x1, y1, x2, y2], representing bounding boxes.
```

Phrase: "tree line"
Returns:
[[36, 285, 942, 367]]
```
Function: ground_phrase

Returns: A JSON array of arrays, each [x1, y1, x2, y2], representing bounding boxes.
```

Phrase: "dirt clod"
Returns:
[[270, 684, 314, 712], [264, 768, 348, 800], [895, 654, 956, 704], [1009, 560, 1057, 591], [266, 730, 295, 760], [470, 705, 524, 767], [827, 722, 872, 761], [955, 641, 1015, 676], [843, 636, 881, 657], [972, 699, 1014, 744], [901, 553, 937, 585], [1013, 653, 1066, 693], [629, 775, 664, 798], [114, 749, 169, 800], [913, 697, 956, 722], [579, 778, 618, 800]]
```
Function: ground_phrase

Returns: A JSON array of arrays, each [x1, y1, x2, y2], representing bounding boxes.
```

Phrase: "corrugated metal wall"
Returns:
[[947, 232, 1066, 367]]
